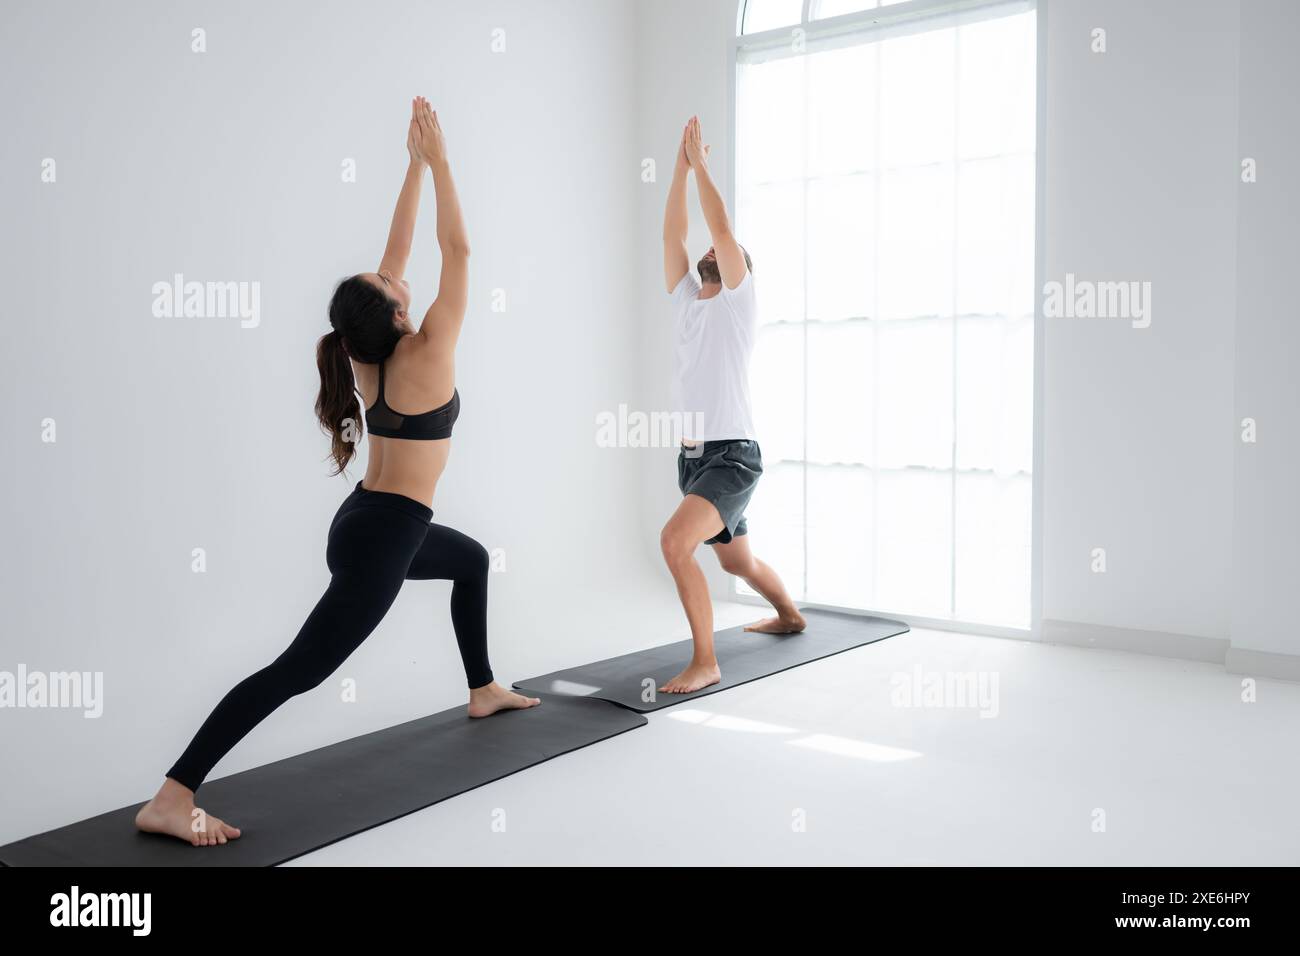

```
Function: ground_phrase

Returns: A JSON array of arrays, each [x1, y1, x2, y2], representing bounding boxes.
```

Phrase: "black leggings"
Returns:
[[166, 482, 494, 793]]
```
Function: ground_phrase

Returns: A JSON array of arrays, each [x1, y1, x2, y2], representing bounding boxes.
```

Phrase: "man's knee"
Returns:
[[659, 524, 695, 568], [717, 550, 753, 578]]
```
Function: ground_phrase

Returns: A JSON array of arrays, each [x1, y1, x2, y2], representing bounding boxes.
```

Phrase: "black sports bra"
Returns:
[[364, 361, 459, 440]]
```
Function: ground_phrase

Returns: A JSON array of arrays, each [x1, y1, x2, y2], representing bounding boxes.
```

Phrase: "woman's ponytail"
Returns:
[[317, 274, 404, 475], [315, 329, 361, 475]]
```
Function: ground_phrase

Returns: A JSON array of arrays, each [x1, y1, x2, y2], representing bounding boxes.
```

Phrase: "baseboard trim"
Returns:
[[1040, 619, 1229, 664], [1225, 647, 1300, 682], [720, 604, 1300, 682], [729, 593, 1032, 640]]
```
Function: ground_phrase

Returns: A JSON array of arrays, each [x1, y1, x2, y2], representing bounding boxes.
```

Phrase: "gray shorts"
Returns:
[[677, 440, 763, 545]]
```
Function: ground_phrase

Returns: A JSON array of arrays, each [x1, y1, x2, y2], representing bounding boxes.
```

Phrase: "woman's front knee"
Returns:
[[463, 538, 490, 580]]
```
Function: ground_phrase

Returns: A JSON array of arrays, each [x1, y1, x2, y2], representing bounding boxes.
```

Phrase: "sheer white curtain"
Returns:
[[735, 2, 1036, 628]]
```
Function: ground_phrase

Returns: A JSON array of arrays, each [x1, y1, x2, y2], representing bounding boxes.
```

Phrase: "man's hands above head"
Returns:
[[684, 116, 711, 172], [679, 115, 745, 289]]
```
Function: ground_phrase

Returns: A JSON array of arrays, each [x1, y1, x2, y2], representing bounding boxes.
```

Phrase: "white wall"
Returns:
[[1231, 0, 1300, 664], [1039, 0, 1239, 644], [632, 0, 741, 597], [0, 0, 686, 841]]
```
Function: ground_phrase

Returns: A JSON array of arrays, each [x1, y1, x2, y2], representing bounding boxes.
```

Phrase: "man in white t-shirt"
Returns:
[[658, 116, 806, 695]]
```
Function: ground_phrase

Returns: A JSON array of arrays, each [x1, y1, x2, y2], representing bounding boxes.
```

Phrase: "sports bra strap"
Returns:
[[363, 358, 460, 441]]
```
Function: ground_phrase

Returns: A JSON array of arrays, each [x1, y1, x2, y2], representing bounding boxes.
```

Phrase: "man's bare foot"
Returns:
[[659, 660, 722, 694], [468, 682, 541, 718], [744, 609, 808, 634], [134, 778, 241, 847]]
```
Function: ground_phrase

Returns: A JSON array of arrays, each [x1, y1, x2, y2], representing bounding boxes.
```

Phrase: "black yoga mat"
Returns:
[[513, 608, 909, 713], [0, 693, 645, 867]]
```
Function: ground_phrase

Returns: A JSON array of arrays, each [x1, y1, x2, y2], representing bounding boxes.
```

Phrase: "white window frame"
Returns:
[[728, 0, 1047, 640]]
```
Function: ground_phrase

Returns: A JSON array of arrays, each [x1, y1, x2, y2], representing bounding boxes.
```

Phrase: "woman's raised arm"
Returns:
[[377, 98, 427, 284], [409, 100, 470, 354]]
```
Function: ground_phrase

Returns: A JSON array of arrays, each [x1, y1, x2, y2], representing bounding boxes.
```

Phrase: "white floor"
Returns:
[[288, 603, 1300, 866]]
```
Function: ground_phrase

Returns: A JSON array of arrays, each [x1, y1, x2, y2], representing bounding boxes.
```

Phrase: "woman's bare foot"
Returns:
[[468, 682, 541, 718], [134, 778, 241, 847], [660, 660, 722, 694], [744, 609, 807, 634]]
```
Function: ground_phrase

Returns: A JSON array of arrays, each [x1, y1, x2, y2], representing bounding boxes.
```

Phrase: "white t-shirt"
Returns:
[[670, 269, 758, 443]]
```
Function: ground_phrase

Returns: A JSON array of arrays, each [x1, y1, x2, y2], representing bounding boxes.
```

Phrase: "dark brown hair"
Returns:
[[315, 275, 403, 474]]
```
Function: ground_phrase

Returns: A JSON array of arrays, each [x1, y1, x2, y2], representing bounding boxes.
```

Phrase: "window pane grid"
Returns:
[[736, 6, 1034, 629]]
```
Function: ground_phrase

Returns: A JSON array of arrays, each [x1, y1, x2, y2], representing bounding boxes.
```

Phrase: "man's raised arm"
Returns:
[[663, 122, 692, 293], [684, 116, 747, 290]]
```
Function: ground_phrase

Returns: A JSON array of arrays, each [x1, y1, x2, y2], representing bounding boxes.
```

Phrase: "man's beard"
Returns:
[[697, 257, 720, 284]]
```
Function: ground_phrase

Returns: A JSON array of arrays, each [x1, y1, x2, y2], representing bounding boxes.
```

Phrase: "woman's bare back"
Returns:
[[353, 335, 456, 508]]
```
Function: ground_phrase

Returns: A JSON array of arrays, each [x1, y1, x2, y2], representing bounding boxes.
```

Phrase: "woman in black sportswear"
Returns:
[[136, 98, 540, 847]]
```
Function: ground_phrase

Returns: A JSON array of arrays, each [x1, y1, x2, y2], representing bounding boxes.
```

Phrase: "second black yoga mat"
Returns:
[[513, 608, 909, 712], [0, 693, 645, 867]]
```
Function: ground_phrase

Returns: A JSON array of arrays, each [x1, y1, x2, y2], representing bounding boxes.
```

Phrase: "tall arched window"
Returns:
[[733, 0, 1038, 629]]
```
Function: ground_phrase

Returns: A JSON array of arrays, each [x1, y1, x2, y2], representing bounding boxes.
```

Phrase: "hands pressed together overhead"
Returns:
[[406, 95, 448, 167], [678, 115, 711, 172], [381, 94, 470, 336]]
